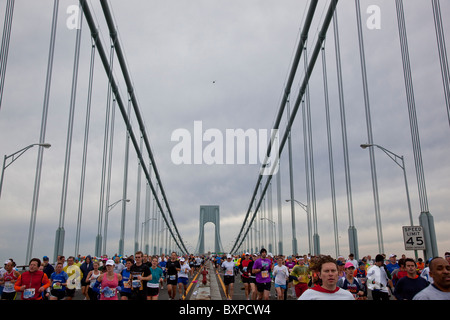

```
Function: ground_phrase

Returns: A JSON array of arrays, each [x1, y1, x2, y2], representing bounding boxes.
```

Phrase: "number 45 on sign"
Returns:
[[402, 226, 426, 250]]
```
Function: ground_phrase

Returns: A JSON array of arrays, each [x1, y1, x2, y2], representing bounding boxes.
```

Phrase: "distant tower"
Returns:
[[195, 205, 224, 254]]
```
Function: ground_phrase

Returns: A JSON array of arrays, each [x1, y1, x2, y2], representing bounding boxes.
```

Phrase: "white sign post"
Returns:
[[402, 226, 426, 250]]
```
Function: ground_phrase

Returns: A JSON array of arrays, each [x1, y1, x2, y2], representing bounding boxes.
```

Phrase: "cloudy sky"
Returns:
[[0, 0, 449, 265]]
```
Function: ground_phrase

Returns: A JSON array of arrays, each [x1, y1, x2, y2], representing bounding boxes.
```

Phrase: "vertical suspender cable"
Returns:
[[103, 95, 117, 255], [304, 43, 320, 255], [54, 7, 84, 260], [395, 0, 438, 259], [276, 162, 283, 255], [26, 0, 59, 264], [119, 97, 132, 255], [0, 0, 15, 111], [301, 97, 312, 255], [134, 135, 143, 253], [355, 0, 384, 254], [333, 8, 358, 259], [75, 40, 96, 256], [287, 98, 298, 255], [95, 39, 115, 257], [321, 41, 340, 258], [431, 0, 450, 127]]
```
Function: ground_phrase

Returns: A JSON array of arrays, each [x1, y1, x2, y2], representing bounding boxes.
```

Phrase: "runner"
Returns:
[[14, 258, 51, 300], [273, 256, 289, 300], [290, 258, 309, 298], [48, 262, 68, 300], [93, 259, 123, 300], [413, 257, 450, 300], [119, 257, 134, 300], [147, 257, 164, 300], [166, 251, 181, 300], [394, 258, 429, 300], [367, 254, 393, 301], [177, 257, 191, 299], [354, 260, 368, 300], [221, 254, 235, 300], [129, 251, 151, 300], [337, 262, 364, 299], [298, 255, 354, 300], [80, 255, 93, 300], [42, 256, 54, 279], [285, 256, 296, 298], [0, 260, 20, 300], [64, 256, 82, 300], [239, 253, 252, 300], [113, 255, 125, 274], [86, 260, 101, 300], [158, 254, 167, 289], [252, 248, 272, 300]]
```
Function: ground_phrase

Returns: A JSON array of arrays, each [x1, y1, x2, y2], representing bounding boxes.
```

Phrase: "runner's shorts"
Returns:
[[224, 275, 235, 286], [256, 281, 271, 292]]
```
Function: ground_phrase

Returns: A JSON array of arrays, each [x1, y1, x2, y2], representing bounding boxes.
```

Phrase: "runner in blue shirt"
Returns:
[[49, 262, 68, 300], [120, 258, 134, 300]]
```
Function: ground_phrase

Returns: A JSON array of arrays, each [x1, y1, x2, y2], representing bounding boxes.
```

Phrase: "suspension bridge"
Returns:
[[0, 0, 449, 266]]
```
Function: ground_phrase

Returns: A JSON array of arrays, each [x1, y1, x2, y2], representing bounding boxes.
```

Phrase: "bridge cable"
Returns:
[[0, 0, 14, 111], [232, 0, 339, 254]]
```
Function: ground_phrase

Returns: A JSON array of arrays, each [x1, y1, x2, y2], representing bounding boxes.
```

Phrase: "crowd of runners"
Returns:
[[1, 249, 449, 300]]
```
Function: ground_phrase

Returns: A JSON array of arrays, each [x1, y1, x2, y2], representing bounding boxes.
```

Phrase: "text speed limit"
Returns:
[[402, 226, 426, 250]]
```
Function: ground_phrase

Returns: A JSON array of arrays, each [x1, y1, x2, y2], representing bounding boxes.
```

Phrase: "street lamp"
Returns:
[[361, 143, 416, 258], [0, 143, 51, 198], [285, 199, 312, 254], [103, 199, 130, 254], [261, 217, 276, 254]]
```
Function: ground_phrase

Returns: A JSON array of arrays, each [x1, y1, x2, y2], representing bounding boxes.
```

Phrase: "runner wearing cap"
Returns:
[[177, 257, 191, 299], [221, 254, 235, 300], [337, 262, 364, 299], [93, 259, 123, 300]]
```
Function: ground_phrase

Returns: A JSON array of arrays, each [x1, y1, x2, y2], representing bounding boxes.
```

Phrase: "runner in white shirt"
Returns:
[[273, 256, 289, 300], [221, 254, 236, 300], [177, 258, 190, 299]]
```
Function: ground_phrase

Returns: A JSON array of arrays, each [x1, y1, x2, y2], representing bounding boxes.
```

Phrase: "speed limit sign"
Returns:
[[402, 226, 426, 250]]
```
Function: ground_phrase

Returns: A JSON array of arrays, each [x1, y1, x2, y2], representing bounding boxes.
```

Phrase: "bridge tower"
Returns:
[[195, 205, 224, 254]]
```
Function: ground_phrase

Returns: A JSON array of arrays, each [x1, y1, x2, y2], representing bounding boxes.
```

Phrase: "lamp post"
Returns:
[[103, 199, 130, 255], [261, 217, 276, 254], [285, 199, 312, 254], [0, 143, 51, 199], [361, 143, 417, 259]]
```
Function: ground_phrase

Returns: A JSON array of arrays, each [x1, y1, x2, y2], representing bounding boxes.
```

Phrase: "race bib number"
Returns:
[[53, 282, 63, 290], [169, 275, 176, 281], [261, 270, 269, 278], [24, 288, 36, 299], [132, 279, 141, 288], [103, 287, 117, 298], [226, 270, 233, 276], [4, 281, 14, 290]]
